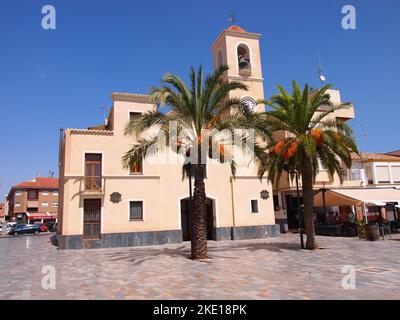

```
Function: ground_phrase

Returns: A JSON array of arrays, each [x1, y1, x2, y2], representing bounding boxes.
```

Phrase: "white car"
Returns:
[[0, 224, 12, 234]]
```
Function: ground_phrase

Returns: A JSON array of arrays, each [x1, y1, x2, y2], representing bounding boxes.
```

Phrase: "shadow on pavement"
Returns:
[[103, 240, 305, 265]]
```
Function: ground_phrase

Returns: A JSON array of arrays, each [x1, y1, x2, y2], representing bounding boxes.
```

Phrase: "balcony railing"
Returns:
[[79, 177, 106, 196]]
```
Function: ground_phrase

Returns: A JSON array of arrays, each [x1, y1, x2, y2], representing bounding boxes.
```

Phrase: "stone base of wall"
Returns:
[[215, 224, 280, 241], [57, 230, 182, 250]]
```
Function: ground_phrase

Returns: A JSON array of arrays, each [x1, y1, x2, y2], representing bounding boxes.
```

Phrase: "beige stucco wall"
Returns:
[[60, 96, 276, 236], [59, 28, 277, 237]]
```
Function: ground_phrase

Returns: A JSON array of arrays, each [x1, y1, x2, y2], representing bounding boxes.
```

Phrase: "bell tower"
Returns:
[[211, 25, 265, 113]]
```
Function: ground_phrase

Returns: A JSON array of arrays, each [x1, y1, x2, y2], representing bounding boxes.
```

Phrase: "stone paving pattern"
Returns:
[[0, 233, 399, 300]]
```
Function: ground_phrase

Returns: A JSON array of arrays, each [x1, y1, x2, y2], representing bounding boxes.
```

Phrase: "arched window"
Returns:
[[237, 44, 252, 76]]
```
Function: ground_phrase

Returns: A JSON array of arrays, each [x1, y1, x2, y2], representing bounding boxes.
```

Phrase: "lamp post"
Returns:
[[284, 164, 305, 249]]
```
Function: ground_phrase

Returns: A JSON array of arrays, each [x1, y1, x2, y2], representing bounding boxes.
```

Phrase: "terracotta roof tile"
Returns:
[[386, 150, 400, 157], [351, 152, 400, 162], [14, 178, 59, 189], [227, 25, 247, 33]]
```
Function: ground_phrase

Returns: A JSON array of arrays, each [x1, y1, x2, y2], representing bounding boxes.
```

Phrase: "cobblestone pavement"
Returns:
[[0, 233, 399, 300]]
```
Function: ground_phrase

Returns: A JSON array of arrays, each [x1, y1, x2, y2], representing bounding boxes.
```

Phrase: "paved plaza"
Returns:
[[0, 233, 399, 300]]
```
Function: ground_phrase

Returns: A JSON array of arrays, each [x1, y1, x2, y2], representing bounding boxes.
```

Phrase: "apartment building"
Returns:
[[57, 25, 279, 250], [6, 178, 59, 224], [0, 203, 5, 222], [350, 152, 400, 188]]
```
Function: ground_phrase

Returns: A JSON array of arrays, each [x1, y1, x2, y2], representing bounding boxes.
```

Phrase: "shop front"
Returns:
[[26, 212, 57, 224], [313, 188, 400, 237]]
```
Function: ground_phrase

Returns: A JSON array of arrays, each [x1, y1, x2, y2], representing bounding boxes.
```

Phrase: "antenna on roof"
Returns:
[[317, 53, 326, 85], [228, 13, 236, 24]]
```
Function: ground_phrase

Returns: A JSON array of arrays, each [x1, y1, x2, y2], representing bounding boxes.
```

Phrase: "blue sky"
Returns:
[[0, 0, 399, 197]]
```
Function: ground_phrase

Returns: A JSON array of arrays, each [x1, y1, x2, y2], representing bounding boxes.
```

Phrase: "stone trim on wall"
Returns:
[[215, 224, 280, 241], [57, 230, 182, 250], [57, 225, 280, 250]]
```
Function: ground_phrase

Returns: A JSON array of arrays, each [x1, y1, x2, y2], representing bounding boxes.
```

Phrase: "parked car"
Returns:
[[34, 222, 48, 233], [8, 224, 40, 236]]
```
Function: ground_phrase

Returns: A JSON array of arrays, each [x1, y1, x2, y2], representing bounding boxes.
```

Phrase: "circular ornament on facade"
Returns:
[[110, 192, 122, 204], [241, 96, 257, 112]]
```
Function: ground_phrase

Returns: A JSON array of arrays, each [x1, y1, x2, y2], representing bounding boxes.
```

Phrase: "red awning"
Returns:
[[26, 212, 57, 220]]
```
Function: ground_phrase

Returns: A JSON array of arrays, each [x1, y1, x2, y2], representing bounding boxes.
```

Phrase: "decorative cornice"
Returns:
[[211, 29, 261, 50], [68, 129, 114, 136], [111, 92, 152, 104], [228, 75, 264, 83]]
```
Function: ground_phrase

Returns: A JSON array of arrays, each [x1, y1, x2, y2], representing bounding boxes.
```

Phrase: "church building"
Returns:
[[57, 25, 279, 249]]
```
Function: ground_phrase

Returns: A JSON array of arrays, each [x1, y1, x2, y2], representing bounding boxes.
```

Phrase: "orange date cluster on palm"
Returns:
[[273, 140, 299, 160], [310, 128, 324, 145]]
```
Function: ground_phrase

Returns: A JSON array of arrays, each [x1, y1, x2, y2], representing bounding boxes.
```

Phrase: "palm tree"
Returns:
[[259, 81, 358, 250], [122, 65, 270, 260]]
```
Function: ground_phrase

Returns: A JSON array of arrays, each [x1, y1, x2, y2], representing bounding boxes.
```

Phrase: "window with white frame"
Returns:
[[251, 200, 259, 213], [41, 191, 49, 196], [42, 202, 49, 207], [391, 166, 400, 183], [376, 166, 390, 183], [15, 191, 22, 196], [53, 191, 59, 196], [129, 201, 143, 221], [52, 203, 58, 208], [15, 203, 21, 208]]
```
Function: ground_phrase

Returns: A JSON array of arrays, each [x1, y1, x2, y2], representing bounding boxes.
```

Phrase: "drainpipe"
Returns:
[[230, 176, 236, 240]]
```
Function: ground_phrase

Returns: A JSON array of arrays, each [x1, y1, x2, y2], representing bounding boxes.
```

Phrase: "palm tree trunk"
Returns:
[[191, 164, 208, 260], [301, 158, 319, 250]]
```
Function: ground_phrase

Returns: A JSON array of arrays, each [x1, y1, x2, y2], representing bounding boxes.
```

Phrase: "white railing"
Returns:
[[79, 177, 106, 196]]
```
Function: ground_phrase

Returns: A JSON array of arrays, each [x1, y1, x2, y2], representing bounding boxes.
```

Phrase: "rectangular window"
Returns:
[[52, 203, 58, 208], [130, 201, 143, 220], [129, 112, 142, 122], [391, 166, 400, 183], [27, 189, 38, 200], [42, 202, 49, 207], [251, 200, 259, 213], [15, 203, 21, 208], [15, 191, 22, 196], [53, 191, 59, 196], [129, 159, 143, 174], [42, 191, 49, 196], [376, 166, 390, 183], [85, 153, 102, 190]]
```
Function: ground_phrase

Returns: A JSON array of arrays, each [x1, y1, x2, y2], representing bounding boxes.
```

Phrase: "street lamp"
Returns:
[[283, 164, 305, 249]]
